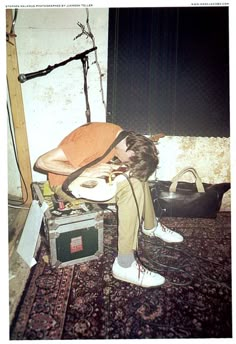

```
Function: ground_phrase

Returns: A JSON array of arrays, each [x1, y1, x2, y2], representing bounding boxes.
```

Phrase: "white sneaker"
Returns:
[[112, 258, 165, 288], [142, 220, 184, 243]]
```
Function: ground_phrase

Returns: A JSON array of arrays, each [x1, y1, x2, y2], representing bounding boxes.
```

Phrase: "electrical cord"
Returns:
[[7, 101, 29, 206], [115, 174, 231, 290], [74, 9, 107, 113], [8, 204, 30, 210], [141, 237, 231, 290]]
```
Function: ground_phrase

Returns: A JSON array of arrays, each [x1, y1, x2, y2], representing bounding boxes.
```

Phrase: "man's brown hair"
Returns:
[[125, 132, 159, 181]]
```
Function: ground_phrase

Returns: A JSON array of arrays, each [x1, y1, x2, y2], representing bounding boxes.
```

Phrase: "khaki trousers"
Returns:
[[52, 178, 157, 254]]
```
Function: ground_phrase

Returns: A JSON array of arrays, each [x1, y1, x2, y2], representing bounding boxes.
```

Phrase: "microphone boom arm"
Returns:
[[18, 46, 97, 83]]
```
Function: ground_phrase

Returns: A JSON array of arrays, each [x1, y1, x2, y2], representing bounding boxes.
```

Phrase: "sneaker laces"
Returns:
[[136, 261, 152, 279], [159, 223, 174, 234]]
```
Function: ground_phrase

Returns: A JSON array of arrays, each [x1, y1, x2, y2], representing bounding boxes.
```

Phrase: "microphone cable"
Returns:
[[7, 102, 29, 207], [119, 174, 231, 290]]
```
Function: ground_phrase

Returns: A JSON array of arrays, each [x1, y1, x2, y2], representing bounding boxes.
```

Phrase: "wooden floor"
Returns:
[[8, 205, 30, 324]]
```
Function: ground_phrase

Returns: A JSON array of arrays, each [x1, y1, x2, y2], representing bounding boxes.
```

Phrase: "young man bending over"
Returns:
[[35, 122, 183, 288]]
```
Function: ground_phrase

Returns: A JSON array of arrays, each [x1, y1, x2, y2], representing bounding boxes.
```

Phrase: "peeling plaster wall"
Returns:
[[9, 8, 109, 186], [8, 9, 231, 211], [154, 136, 231, 211]]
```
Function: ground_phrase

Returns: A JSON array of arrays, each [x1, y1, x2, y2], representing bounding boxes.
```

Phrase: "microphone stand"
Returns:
[[81, 56, 91, 123], [18, 46, 97, 122]]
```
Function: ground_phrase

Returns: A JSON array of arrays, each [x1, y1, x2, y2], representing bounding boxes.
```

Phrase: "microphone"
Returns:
[[18, 46, 97, 83], [18, 70, 49, 83]]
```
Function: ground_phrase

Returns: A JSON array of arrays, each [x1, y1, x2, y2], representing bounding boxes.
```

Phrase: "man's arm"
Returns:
[[34, 146, 113, 177], [34, 147, 76, 175]]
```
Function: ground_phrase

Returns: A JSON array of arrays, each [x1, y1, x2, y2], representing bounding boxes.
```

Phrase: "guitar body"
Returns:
[[68, 165, 128, 201]]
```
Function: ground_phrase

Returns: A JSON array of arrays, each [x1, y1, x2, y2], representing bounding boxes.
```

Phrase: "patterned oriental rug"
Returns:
[[10, 212, 232, 339]]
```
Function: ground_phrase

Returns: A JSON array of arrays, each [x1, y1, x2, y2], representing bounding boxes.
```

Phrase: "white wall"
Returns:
[[155, 136, 231, 211], [8, 8, 230, 211], [9, 8, 109, 186]]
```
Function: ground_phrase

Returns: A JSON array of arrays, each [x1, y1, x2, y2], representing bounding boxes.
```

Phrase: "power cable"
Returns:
[[111, 174, 231, 290], [7, 101, 29, 206]]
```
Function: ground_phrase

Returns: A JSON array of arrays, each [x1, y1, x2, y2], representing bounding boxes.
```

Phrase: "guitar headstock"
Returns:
[[150, 133, 165, 142]]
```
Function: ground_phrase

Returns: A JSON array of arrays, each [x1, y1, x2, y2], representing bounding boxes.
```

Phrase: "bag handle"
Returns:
[[170, 167, 205, 193]]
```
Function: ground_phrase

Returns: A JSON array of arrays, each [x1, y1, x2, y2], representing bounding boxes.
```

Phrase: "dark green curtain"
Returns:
[[107, 7, 229, 137]]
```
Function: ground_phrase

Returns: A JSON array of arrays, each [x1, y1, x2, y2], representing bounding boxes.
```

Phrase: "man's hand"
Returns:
[[82, 163, 113, 178]]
